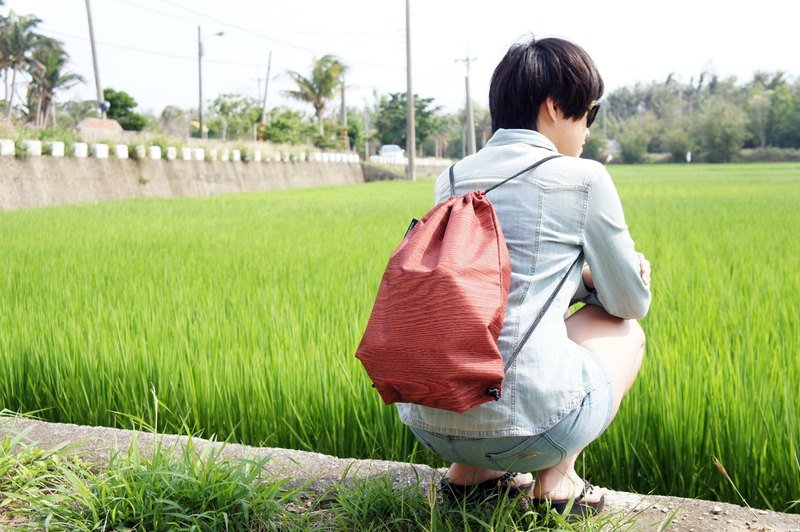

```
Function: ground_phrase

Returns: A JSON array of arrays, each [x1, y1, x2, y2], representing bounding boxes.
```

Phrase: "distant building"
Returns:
[[607, 138, 622, 160]]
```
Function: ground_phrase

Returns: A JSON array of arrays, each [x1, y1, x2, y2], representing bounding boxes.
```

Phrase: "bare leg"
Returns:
[[565, 304, 646, 421], [534, 304, 646, 501], [444, 304, 645, 497]]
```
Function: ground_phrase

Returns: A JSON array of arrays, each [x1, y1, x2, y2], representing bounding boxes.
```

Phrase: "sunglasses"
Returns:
[[587, 100, 601, 128]]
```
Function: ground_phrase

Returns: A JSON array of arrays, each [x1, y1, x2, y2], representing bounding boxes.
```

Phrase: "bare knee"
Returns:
[[622, 319, 646, 391], [629, 319, 646, 353], [567, 306, 647, 401], [632, 319, 646, 366], [566, 304, 645, 348]]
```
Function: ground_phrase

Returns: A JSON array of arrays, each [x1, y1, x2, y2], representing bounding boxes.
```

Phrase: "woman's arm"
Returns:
[[582, 253, 650, 290], [581, 168, 652, 319]]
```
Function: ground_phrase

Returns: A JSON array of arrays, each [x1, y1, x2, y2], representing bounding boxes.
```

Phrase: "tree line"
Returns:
[[2, 5, 798, 162], [591, 71, 800, 163]]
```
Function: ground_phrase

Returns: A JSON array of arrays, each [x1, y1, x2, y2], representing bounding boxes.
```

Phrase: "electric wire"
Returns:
[[107, 0, 404, 70], [38, 26, 267, 68], [157, 0, 403, 37]]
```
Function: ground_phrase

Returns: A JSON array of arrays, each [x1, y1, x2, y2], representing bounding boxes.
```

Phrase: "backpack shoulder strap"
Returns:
[[504, 252, 583, 372], [449, 153, 560, 197], [484, 154, 562, 194]]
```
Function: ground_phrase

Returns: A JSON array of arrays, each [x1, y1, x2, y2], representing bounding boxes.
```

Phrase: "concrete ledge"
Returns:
[[0, 157, 365, 211], [0, 418, 431, 496], [1, 418, 798, 531]]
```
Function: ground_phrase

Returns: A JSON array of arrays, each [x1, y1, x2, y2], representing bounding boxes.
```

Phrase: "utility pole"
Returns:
[[253, 75, 264, 103], [456, 46, 477, 155], [259, 51, 273, 128], [198, 27, 205, 139], [198, 26, 224, 140], [84, 0, 105, 118], [405, 0, 416, 181], [340, 72, 349, 151]]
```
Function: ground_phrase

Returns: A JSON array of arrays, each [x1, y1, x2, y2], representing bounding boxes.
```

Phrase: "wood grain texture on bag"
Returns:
[[356, 191, 511, 413]]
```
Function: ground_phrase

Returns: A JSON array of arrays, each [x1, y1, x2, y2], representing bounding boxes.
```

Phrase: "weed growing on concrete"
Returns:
[[2, 440, 300, 528], [1, 164, 799, 512], [324, 470, 636, 531], [1, 425, 636, 530]]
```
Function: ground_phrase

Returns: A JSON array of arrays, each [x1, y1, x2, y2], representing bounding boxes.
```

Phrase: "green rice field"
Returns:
[[1, 163, 798, 512]]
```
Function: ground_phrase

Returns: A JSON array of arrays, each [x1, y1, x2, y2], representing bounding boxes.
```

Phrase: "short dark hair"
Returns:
[[489, 36, 604, 133]]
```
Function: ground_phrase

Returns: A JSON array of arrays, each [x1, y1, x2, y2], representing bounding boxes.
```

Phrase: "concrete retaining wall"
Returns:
[[0, 157, 365, 211]]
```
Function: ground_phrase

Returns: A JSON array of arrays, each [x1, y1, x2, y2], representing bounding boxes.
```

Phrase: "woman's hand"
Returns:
[[582, 265, 594, 290], [638, 253, 651, 287]]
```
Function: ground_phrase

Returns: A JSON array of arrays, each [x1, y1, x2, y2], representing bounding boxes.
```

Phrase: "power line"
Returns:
[[107, 0, 403, 70], [39, 26, 266, 68], [157, 0, 403, 69], [158, 0, 402, 38]]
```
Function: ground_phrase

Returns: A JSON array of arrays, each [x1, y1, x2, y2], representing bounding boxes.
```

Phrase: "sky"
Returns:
[[5, 0, 800, 118]]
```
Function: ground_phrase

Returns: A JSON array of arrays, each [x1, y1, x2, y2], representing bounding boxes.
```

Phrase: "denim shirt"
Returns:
[[396, 129, 651, 437]]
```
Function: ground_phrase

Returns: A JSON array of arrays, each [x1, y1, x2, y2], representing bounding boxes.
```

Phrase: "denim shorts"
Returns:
[[409, 362, 614, 472]]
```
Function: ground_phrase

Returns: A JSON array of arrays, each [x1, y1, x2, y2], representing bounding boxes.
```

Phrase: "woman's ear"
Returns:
[[543, 96, 558, 123], [536, 97, 558, 131]]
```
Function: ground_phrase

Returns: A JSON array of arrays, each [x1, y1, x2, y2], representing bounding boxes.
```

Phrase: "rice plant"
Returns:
[[1, 163, 798, 512]]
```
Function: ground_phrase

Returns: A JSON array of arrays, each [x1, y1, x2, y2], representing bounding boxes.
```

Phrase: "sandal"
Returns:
[[532, 478, 605, 516], [439, 471, 533, 505]]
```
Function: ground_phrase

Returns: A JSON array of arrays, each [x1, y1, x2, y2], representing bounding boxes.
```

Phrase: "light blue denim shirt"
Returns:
[[396, 128, 651, 437]]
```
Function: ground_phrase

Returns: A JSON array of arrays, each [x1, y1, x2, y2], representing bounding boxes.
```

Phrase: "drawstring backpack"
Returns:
[[356, 154, 582, 413]]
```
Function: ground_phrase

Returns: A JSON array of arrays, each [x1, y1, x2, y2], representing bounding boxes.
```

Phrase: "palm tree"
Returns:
[[26, 38, 83, 127], [284, 55, 346, 135], [1, 12, 43, 117], [0, 6, 9, 110]]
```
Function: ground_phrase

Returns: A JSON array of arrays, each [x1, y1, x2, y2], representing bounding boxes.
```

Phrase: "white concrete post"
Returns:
[[73, 143, 89, 158], [0, 139, 14, 156], [92, 143, 109, 158], [49, 141, 65, 157]]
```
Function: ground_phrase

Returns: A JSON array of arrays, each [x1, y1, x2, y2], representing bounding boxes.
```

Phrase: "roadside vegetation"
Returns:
[[1, 413, 640, 531], [1, 164, 798, 514], [1, 0, 799, 523], [3, 5, 800, 162]]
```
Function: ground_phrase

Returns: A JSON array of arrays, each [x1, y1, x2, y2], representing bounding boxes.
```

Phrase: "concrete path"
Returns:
[[2, 418, 798, 531]]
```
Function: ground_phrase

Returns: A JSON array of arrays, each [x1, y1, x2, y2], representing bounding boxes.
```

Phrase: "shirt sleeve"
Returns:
[[582, 167, 651, 319]]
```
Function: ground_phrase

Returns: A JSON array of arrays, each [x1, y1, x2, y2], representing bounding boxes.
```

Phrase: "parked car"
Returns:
[[378, 144, 404, 157]]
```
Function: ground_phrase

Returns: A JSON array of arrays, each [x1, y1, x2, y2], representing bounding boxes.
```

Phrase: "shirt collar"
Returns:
[[485, 128, 559, 153]]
